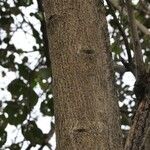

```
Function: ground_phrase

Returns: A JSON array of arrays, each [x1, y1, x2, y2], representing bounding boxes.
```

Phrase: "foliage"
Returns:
[[0, 0, 53, 149], [105, 0, 150, 143], [0, 0, 149, 149]]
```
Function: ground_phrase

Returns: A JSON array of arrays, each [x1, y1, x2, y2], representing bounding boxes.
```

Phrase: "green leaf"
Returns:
[[4, 102, 28, 125], [121, 114, 129, 125], [18, 64, 31, 80], [0, 17, 14, 26], [7, 79, 26, 96], [2, 71, 6, 77], [25, 0, 33, 5], [22, 121, 44, 144], [30, 12, 43, 21], [17, 0, 33, 6], [10, 7, 20, 15], [0, 131, 7, 147], [32, 28, 41, 43], [23, 88, 38, 110], [0, 115, 8, 129], [40, 98, 54, 116], [36, 68, 51, 80], [111, 42, 122, 54], [9, 144, 21, 150], [7, 79, 38, 111], [8, 54, 15, 62], [29, 23, 42, 44], [34, 68, 51, 90], [22, 57, 28, 63], [3, 37, 11, 43]]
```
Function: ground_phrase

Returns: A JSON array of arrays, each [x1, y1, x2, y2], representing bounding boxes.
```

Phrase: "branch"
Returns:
[[110, 0, 150, 36], [126, 0, 144, 78], [26, 144, 32, 150], [37, 0, 51, 67], [46, 143, 52, 150], [114, 64, 126, 75], [124, 96, 150, 150], [119, 56, 135, 75], [44, 122, 55, 144], [106, 0, 132, 64]]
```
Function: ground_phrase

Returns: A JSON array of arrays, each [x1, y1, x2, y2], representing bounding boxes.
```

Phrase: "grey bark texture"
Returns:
[[43, 0, 123, 149]]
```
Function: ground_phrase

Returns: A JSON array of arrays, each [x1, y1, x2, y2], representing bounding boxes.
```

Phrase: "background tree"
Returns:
[[0, 0, 149, 149]]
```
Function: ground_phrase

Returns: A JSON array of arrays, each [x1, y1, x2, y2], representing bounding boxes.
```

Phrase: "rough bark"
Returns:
[[145, 125, 150, 150], [124, 96, 150, 150], [43, 0, 123, 149]]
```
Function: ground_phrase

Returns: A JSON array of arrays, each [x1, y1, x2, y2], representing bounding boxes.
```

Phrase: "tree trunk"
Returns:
[[145, 131, 150, 150], [43, 0, 123, 149]]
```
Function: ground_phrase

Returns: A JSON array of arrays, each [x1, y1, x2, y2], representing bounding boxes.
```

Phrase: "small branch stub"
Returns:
[[77, 49, 96, 61]]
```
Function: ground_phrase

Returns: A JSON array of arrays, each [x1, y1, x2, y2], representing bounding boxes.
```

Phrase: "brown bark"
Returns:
[[144, 124, 150, 150], [43, 0, 123, 149], [124, 96, 150, 150]]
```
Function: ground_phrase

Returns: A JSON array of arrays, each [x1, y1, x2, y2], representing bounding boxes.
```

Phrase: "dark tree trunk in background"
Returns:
[[43, 0, 123, 149], [144, 118, 150, 150]]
